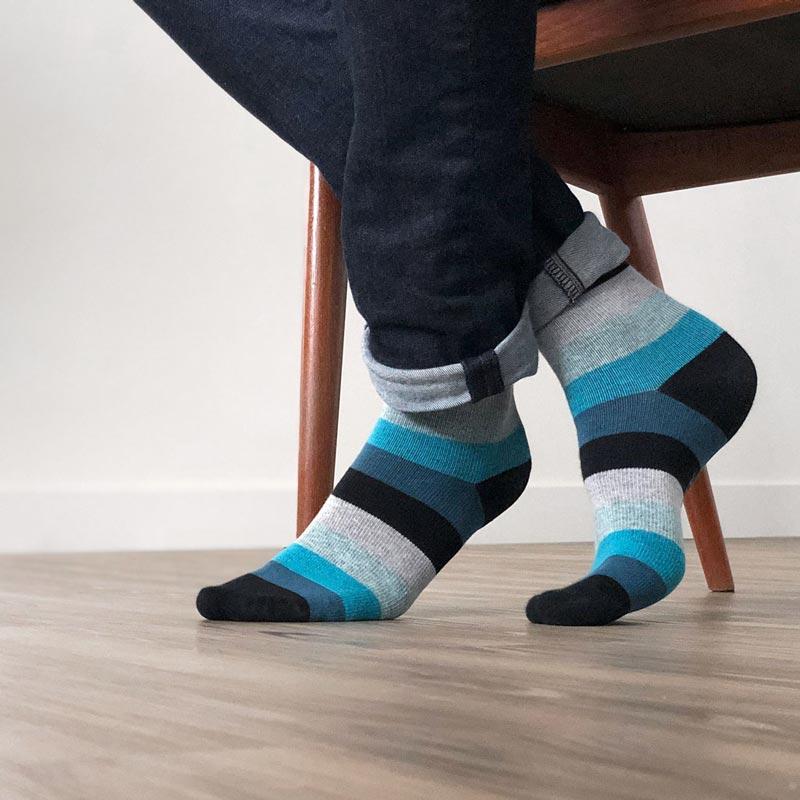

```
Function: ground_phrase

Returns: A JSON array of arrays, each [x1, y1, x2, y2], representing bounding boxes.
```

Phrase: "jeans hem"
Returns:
[[362, 298, 539, 411]]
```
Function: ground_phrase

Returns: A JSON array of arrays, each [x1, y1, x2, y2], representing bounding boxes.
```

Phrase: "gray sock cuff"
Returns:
[[529, 212, 630, 331], [362, 299, 539, 412]]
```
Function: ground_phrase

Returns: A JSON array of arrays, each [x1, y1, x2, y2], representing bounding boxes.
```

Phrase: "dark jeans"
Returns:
[[131, 1, 626, 409]]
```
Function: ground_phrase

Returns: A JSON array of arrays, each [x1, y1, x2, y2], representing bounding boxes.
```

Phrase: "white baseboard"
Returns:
[[1, 482, 798, 554]]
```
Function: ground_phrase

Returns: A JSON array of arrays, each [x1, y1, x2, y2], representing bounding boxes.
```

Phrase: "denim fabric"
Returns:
[[132, 0, 587, 375]]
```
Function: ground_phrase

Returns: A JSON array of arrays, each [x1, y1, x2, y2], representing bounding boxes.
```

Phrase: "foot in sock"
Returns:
[[197, 389, 530, 621], [526, 265, 756, 626]]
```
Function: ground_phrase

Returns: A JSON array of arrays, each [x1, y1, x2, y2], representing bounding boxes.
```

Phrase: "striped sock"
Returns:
[[197, 389, 530, 621], [526, 266, 757, 625]]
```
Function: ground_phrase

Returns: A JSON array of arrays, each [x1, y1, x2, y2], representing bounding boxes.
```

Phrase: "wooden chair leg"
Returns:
[[296, 165, 347, 535], [598, 189, 734, 592]]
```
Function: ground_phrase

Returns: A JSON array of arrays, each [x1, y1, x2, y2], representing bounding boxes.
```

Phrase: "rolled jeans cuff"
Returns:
[[362, 212, 629, 412]]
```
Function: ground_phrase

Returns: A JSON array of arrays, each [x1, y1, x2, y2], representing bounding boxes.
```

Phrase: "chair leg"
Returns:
[[598, 188, 734, 592], [296, 165, 347, 535]]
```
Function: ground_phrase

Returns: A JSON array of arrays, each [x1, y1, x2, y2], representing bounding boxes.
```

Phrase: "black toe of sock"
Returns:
[[526, 575, 631, 626], [196, 573, 310, 622]]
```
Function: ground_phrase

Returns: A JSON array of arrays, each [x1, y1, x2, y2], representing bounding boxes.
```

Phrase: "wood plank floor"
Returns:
[[1, 539, 799, 800]]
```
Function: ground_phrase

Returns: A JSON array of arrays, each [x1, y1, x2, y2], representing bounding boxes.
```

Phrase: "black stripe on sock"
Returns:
[[476, 460, 531, 524], [462, 351, 505, 402], [580, 432, 700, 490], [659, 332, 757, 440], [332, 469, 463, 572]]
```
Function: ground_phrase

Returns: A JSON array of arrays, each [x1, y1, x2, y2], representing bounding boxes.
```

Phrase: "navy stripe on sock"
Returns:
[[352, 443, 484, 539], [580, 432, 700, 490], [254, 560, 346, 621], [333, 469, 463, 572], [592, 555, 668, 612]]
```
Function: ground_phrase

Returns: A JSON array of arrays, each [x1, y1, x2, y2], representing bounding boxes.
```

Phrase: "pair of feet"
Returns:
[[197, 266, 756, 626]]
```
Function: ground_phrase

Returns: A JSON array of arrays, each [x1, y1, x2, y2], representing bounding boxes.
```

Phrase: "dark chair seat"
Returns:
[[533, 12, 800, 130]]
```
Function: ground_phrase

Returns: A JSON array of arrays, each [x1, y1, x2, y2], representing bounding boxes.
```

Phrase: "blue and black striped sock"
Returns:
[[527, 266, 757, 626], [197, 389, 531, 621]]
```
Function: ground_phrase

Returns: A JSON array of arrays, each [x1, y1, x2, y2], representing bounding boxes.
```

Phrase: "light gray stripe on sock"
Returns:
[[537, 265, 658, 346], [585, 468, 684, 509], [594, 500, 684, 547], [300, 523, 412, 618], [541, 290, 689, 384], [382, 388, 521, 444], [316, 496, 436, 595]]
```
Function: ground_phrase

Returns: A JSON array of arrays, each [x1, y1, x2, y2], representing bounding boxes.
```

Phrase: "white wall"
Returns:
[[2, 1, 798, 553]]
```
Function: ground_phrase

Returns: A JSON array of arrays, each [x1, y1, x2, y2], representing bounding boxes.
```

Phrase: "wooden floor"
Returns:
[[1, 539, 799, 800]]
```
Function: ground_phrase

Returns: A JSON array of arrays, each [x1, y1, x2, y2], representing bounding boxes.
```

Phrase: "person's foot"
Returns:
[[526, 266, 756, 626], [197, 389, 530, 621]]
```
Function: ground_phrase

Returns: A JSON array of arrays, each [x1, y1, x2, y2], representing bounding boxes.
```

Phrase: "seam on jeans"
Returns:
[[462, 351, 505, 402], [544, 252, 585, 303]]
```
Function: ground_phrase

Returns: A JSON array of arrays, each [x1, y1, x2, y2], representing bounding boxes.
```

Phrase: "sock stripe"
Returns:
[[368, 418, 530, 483], [381, 392, 522, 443], [590, 555, 669, 612], [580, 432, 700, 490], [659, 332, 758, 439], [333, 469, 463, 572], [320, 496, 436, 592], [299, 524, 411, 619], [476, 460, 532, 525], [352, 443, 484, 539], [591, 529, 686, 590], [584, 468, 684, 507], [253, 561, 344, 622], [552, 293, 688, 384], [538, 266, 659, 347], [274, 544, 382, 621], [575, 391, 728, 464], [595, 499, 683, 545], [565, 311, 724, 416]]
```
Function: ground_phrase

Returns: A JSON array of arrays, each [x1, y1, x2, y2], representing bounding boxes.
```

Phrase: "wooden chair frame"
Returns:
[[296, 0, 800, 592]]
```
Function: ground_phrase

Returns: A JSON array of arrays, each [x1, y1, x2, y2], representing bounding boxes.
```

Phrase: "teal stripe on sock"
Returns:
[[368, 419, 530, 484], [353, 443, 485, 539], [575, 391, 729, 463], [274, 543, 382, 620], [591, 528, 685, 590], [300, 524, 411, 618], [565, 311, 723, 416]]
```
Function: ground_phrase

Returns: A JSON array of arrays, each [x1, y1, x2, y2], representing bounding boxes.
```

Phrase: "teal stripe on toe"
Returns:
[[592, 529, 686, 591], [275, 544, 382, 620]]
